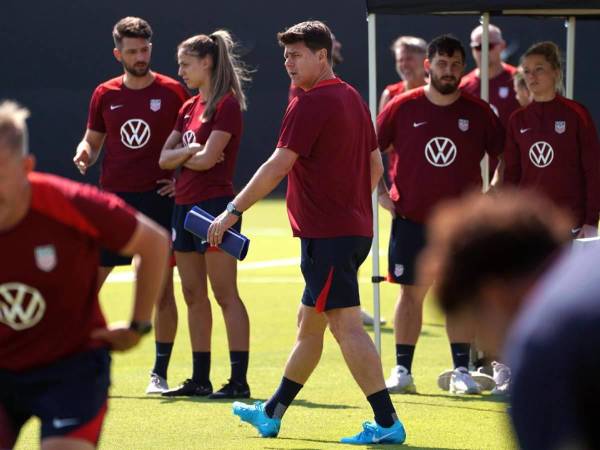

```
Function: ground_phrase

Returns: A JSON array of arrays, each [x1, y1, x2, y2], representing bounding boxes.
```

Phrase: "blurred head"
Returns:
[[0, 101, 35, 230], [470, 24, 505, 69], [178, 30, 249, 120], [391, 36, 427, 84], [278, 21, 333, 90], [520, 41, 563, 100], [425, 35, 465, 95], [112, 17, 153, 77], [421, 190, 571, 356], [331, 34, 343, 66], [513, 69, 531, 107]]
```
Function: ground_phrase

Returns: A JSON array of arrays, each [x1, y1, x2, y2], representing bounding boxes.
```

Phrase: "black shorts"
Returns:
[[387, 216, 427, 285], [0, 348, 111, 448], [172, 196, 242, 253], [300, 236, 372, 312], [100, 189, 173, 267]]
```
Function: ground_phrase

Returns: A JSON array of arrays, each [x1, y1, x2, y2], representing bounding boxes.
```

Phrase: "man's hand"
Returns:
[[207, 211, 239, 247], [73, 148, 90, 175], [378, 192, 396, 217], [91, 323, 142, 352], [156, 178, 176, 197]]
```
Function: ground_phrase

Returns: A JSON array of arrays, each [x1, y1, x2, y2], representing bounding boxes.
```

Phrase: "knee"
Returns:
[[212, 287, 239, 309], [157, 290, 176, 311], [328, 319, 362, 343], [399, 287, 426, 306], [181, 284, 207, 307]]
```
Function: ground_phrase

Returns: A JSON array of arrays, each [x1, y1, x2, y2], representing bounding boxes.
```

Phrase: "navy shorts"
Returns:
[[172, 196, 242, 253], [300, 236, 372, 312], [100, 189, 173, 267], [387, 216, 427, 285], [0, 348, 111, 448]]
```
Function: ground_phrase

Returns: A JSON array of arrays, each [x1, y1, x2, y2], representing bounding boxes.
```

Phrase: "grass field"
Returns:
[[16, 199, 516, 449]]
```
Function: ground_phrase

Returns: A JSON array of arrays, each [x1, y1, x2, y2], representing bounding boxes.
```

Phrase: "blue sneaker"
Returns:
[[232, 401, 281, 438], [340, 420, 406, 445]]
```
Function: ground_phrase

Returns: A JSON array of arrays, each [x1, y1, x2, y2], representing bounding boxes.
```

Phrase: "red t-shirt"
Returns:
[[504, 95, 600, 226], [277, 77, 376, 238], [87, 73, 188, 192], [460, 64, 520, 128], [384, 81, 406, 101], [377, 87, 504, 223], [173, 93, 243, 205], [0, 172, 137, 371]]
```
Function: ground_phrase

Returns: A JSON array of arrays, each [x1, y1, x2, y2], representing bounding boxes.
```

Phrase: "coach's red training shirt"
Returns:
[[504, 95, 600, 227], [383, 81, 406, 102], [173, 93, 242, 205], [87, 73, 188, 192], [277, 77, 376, 238], [0, 173, 137, 371], [377, 87, 504, 223], [460, 64, 520, 128]]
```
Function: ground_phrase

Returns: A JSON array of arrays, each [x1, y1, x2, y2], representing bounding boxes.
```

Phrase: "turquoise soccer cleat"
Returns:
[[340, 419, 406, 445], [232, 401, 281, 438]]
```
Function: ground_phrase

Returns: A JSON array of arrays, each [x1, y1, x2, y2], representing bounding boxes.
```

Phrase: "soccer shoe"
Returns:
[[361, 309, 386, 326], [340, 419, 406, 445], [385, 365, 417, 394], [490, 361, 511, 395], [232, 401, 281, 438], [208, 379, 251, 399], [449, 367, 481, 395], [161, 379, 213, 397], [471, 367, 497, 391], [145, 373, 168, 395], [437, 369, 453, 391]]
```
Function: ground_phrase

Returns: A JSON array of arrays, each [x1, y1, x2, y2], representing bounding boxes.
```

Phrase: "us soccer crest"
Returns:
[[150, 99, 162, 112], [458, 118, 469, 132], [498, 86, 509, 98], [394, 264, 404, 278], [34, 245, 57, 272], [555, 121, 566, 134]]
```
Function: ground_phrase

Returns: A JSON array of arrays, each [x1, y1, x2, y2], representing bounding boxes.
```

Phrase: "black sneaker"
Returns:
[[208, 379, 250, 399], [161, 379, 213, 397]]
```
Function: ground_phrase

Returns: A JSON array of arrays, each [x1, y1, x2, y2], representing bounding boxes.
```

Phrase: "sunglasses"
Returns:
[[473, 43, 499, 52]]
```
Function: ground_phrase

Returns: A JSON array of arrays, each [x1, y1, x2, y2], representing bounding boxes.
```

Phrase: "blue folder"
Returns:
[[184, 206, 250, 261]]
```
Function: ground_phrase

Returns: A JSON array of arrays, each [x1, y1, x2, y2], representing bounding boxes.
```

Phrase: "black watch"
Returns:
[[129, 320, 152, 336], [226, 202, 242, 217]]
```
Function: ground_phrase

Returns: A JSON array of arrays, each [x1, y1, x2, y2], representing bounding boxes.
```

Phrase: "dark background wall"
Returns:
[[1, 0, 598, 194]]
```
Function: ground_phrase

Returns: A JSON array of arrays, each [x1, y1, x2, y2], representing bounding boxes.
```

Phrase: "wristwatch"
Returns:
[[129, 320, 153, 336], [226, 202, 242, 217]]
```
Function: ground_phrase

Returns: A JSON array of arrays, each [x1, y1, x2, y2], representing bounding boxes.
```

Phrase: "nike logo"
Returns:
[[372, 431, 398, 443], [413, 121, 427, 128], [571, 227, 582, 235], [520, 128, 531, 134], [52, 418, 80, 429], [110, 104, 124, 110], [156, 353, 169, 357]]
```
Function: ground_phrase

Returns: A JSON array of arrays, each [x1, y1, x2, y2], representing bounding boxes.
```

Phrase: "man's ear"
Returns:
[[113, 47, 122, 63]]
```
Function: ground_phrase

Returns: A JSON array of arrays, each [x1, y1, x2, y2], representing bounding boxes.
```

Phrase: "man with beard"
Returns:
[[73, 17, 188, 395], [377, 35, 504, 395]]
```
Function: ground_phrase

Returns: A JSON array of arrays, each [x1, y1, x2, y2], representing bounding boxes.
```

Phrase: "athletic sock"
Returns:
[[230, 351, 249, 384], [152, 341, 173, 379], [192, 351, 211, 384], [367, 389, 398, 428], [450, 343, 471, 369], [395, 344, 415, 373], [264, 377, 303, 419]]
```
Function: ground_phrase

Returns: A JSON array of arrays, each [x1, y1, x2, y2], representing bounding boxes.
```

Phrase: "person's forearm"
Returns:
[[233, 158, 289, 212], [370, 152, 384, 192], [159, 146, 193, 170], [77, 140, 101, 166], [377, 178, 389, 196], [183, 149, 219, 171]]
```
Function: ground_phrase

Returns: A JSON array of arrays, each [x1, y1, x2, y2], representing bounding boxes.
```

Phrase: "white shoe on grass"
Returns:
[[449, 367, 481, 394], [471, 367, 497, 391], [146, 373, 168, 394], [361, 309, 386, 326], [385, 365, 417, 394], [491, 362, 511, 395]]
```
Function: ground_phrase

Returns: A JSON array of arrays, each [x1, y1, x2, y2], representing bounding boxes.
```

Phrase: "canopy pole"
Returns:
[[367, 12, 382, 355], [565, 16, 576, 99], [480, 13, 490, 192]]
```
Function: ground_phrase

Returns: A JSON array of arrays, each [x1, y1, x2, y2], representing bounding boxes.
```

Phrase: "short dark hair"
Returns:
[[112, 17, 153, 48], [427, 34, 465, 63], [423, 190, 572, 314], [277, 20, 333, 64]]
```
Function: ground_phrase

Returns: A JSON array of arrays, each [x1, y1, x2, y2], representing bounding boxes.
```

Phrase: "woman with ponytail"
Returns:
[[159, 30, 251, 398]]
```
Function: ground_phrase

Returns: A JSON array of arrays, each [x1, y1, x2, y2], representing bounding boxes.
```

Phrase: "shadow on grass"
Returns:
[[112, 396, 358, 409], [274, 436, 467, 449], [414, 392, 508, 404], [398, 396, 508, 415]]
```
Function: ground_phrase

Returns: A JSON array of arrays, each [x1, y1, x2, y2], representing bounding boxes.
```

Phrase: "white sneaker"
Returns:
[[471, 367, 497, 391], [361, 309, 386, 326], [385, 365, 417, 394], [449, 367, 481, 395], [437, 368, 453, 391], [490, 362, 511, 395], [146, 373, 169, 394]]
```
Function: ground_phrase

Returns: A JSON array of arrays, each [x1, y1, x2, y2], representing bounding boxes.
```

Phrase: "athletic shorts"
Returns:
[[387, 216, 427, 285], [300, 236, 372, 312], [100, 189, 173, 267], [172, 196, 241, 253], [0, 348, 111, 448]]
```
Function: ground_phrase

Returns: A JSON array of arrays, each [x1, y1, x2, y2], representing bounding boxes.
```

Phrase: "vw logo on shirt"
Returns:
[[425, 137, 457, 167], [120, 119, 151, 149], [0, 283, 46, 331], [529, 141, 554, 168]]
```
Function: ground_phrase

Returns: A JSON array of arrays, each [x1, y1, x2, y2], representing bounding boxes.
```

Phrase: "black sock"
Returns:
[[450, 343, 471, 369], [230, 351, 249, 384], [152, 341, 173, 379], [264, 377, 303, 419], [367, 389, 397, 428], [192, 351, 211, 384], [395, 344, 415, 373]]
